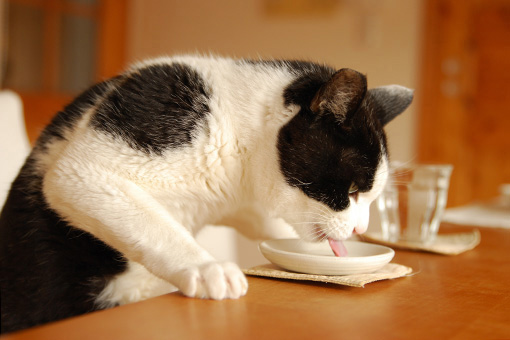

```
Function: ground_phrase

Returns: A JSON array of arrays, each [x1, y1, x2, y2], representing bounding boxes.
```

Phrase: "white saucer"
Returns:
[[259, 239, 395, 276]]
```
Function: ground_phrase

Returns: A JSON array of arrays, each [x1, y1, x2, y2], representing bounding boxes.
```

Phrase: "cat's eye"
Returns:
[[348, 182, 359, 194]]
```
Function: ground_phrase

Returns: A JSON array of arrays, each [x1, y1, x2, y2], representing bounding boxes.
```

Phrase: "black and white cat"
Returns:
[[0, 55, 412, 333]]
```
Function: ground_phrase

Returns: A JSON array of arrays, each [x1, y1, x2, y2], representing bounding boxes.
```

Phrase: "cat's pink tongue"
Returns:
[[328, 238, 348, 257]]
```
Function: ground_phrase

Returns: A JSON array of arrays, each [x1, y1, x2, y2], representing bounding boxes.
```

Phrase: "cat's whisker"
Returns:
[[291, 212, 328, 218], [297, 226, 332, 240], [387, 160, 418, 178], [389, 158, 416, 171], [289, 176, 313, 187], [387, 180, 412, 185], [311, 205, 334, 219], [374, 158, 417, 183]]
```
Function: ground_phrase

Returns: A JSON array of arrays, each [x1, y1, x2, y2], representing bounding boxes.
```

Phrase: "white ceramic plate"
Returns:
[[259, 239, 395, 275]]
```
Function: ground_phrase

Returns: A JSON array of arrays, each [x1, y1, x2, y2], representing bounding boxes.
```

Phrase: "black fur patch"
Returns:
[[278, 75, 386, 211], [0, 168, 127, 333], [91, 63, 211, 155], [0, 82, 128, 334], [242, 59, 335, 100]]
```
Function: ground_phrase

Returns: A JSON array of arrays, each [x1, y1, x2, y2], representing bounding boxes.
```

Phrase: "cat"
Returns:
[[0, 54, 412, 333]]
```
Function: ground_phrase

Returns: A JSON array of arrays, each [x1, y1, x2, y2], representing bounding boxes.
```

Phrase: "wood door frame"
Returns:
[[417, 0, 475, 207], [417, 0, 510, 206], [5, 0, 128, 143]]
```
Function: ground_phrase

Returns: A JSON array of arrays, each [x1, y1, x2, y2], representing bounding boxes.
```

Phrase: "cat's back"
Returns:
[[35, 56, 220, 157], [37, 54, 328, 158]]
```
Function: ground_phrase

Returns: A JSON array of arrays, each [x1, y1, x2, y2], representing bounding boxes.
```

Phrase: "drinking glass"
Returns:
[[377, 164, 453, 244]]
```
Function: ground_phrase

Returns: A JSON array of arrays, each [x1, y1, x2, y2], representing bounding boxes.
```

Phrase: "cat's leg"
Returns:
[[43, 167, 248, 300]]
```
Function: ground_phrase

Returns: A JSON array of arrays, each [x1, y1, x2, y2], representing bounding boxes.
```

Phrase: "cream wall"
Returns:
[[125, 0, 424, 267]]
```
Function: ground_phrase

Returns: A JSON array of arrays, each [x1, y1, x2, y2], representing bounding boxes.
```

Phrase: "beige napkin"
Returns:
[[443, 203, 510, 229], [361, 230, 481, 255], [243, 263, 412, 288]]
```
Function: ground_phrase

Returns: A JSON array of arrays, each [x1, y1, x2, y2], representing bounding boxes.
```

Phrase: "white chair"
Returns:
[[0, 90, 31, 206]]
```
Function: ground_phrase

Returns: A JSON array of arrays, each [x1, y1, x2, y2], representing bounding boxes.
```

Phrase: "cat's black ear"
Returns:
[[368, 85, 414, 126], [310, 68, 367, 124]]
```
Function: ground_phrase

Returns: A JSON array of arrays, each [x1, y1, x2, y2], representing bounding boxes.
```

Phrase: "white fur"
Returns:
[[40, 55, 389, 305], [95, 262, 176, 308]]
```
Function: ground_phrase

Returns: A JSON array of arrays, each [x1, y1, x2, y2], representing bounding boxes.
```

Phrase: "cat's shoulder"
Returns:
[[88, 55, 221, 154]]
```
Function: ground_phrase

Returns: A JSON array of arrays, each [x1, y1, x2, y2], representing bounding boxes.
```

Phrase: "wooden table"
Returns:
[[2, 226, 509, 340]]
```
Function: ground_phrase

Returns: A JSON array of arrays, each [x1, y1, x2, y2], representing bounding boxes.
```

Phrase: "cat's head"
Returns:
[[276, 68, 413, 249]]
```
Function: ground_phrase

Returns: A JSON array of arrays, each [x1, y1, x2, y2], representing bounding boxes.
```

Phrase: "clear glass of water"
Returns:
[[377, 164, 453, 244]]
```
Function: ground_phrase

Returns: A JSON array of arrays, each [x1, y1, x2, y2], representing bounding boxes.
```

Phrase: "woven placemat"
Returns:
[[361, 230, 481, 255], [243, 263, 412, 288]]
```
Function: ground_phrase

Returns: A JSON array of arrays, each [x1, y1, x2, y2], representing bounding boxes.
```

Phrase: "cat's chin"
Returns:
[[299, 224, 350, 257], [316, 223, 354, 241], [311, 224, 327, 241]]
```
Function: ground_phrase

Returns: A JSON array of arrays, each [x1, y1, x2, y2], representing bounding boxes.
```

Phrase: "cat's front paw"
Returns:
[[175, 262, 248, 300]]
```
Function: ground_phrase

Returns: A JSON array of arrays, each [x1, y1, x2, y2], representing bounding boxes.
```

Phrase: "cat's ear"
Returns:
[[368, 85, 414, 126], [310, 68, 367, 123]]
